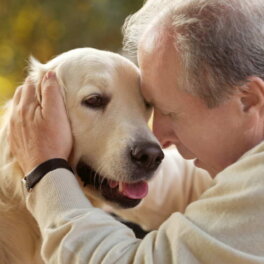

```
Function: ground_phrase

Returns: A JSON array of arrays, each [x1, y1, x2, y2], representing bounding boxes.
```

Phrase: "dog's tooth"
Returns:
[[118, 182, 123, 192], [108, 180, 118, 188]]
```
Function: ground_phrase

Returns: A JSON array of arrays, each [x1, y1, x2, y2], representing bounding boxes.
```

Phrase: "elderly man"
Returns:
[[9, 0, 264, 263]]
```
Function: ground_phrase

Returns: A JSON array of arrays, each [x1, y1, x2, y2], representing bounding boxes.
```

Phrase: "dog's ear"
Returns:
[[28, 56, 66, 105], [28, 56, 47, 103]]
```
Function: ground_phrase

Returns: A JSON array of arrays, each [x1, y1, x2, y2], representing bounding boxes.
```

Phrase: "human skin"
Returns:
[[138, 28, 264, 176], [8, 72, 73, 174]]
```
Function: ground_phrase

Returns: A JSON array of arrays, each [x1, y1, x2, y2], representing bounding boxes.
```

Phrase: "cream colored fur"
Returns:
[[0, 48, 159, 263]]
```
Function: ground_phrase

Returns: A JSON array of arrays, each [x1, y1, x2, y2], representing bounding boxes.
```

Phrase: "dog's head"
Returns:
[[29, 48, 164, 208]]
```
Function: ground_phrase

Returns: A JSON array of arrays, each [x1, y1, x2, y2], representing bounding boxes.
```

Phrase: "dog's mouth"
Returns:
[[76, 161, 149, 208]]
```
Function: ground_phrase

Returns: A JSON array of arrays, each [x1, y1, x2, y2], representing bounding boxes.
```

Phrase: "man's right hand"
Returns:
[[8, 71, 73, 174]]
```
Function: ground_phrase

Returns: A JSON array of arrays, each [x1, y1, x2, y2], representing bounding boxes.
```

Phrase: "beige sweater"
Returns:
[[26, 142, 264, 264]]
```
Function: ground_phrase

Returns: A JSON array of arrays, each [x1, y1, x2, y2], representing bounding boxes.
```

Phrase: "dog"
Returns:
[[0, 48, 164, 264]]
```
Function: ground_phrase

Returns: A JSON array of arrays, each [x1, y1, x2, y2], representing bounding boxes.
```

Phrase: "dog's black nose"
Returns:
[[130, 142, 164, 171]]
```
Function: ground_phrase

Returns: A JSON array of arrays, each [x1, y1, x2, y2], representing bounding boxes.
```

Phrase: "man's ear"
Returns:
[[239, 76, 264, 114]]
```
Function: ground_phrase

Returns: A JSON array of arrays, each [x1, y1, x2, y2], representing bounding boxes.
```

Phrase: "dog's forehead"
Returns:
[[53, 48, 138, 77], [54, 49, 140, 95]]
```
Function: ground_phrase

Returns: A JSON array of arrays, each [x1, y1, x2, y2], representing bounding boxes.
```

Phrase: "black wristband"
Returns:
[[24, 158, 73, 191]]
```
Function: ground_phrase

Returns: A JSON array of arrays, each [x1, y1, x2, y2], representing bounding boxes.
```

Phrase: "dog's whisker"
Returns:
[[99, 168, 108, 191], [94, 163, 106, 191]]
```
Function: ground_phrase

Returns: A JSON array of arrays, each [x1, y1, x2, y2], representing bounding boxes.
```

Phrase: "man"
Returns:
[[9, 0, 264, 263]]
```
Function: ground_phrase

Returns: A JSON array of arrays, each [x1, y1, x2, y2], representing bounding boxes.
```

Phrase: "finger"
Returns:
[[20, 77, 38, 107], [41, 71, 66, 117], [13, 85, 23, 105]]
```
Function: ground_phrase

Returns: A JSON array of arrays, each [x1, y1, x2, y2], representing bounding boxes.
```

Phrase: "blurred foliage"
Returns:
[[0, 0, 143, 103]]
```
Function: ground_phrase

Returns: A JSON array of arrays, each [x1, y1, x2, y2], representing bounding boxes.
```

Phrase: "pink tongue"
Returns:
[[108, 180, 149, 199], [120, 181, 148, 199]]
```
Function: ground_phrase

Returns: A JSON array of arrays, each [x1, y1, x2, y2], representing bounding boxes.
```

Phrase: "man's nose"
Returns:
[[152, 109, 178, 148]]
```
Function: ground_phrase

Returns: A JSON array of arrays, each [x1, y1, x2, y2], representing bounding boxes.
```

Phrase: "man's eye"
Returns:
[[82, 94, 109, 109], [144, 100, 152, 109], [161, 111, 178, 120], [168, 112, 179, 121], [145, 102, 152, 109]]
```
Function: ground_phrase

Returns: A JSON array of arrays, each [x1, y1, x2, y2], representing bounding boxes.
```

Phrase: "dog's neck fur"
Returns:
[[0, 102, 43, 264]]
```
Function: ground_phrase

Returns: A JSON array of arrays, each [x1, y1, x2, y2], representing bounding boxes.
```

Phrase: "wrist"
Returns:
[[22, 158, 73, 192], [25, 155, 70, 175]]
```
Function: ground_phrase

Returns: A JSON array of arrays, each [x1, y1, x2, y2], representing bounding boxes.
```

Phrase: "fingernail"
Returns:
[[45, 71, 56, 80]]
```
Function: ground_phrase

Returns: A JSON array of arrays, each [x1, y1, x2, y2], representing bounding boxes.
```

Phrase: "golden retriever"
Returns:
[[0, 48, 164, 264]]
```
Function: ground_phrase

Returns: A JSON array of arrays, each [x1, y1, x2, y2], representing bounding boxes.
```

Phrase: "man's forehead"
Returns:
[[138, 31, 187, 113]]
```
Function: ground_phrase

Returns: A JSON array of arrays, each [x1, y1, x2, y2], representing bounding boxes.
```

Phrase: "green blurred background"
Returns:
[[0, 0, 143, 104]]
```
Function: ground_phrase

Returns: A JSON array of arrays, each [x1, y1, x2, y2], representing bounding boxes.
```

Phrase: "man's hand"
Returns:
[[8, 71, 73, 174]]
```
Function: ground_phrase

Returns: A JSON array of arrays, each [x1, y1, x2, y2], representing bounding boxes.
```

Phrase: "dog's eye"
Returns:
[[82, 94, 108, 109]]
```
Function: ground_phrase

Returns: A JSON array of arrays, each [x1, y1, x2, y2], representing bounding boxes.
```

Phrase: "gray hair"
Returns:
[[123, 0, 264, 107]]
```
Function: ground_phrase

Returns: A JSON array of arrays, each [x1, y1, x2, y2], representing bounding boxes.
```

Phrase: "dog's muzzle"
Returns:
[[76, 141, 164, 208]]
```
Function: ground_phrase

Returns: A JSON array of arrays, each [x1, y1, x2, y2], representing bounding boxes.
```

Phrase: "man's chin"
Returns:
[[194, 158, 202, 168], [194, 159, 217, 177]]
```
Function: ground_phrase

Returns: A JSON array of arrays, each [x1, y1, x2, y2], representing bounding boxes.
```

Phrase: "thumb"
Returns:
[[41, 71, 66, 118]]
